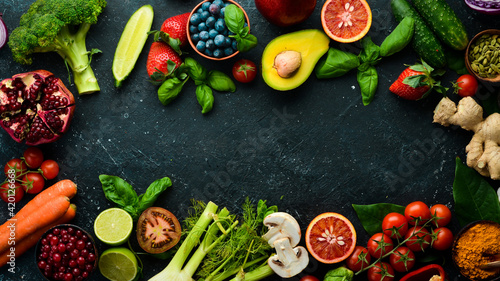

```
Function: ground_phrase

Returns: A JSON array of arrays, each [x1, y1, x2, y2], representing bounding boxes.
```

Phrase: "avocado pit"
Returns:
[[273, 50, 302, 78]]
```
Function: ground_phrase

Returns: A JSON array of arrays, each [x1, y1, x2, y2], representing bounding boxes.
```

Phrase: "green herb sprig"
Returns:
[[224, 4, 257, 53]]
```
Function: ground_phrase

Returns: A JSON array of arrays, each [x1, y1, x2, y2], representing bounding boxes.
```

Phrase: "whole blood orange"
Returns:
[[305, 212, 357, 264], [321, 0, 372, 43]]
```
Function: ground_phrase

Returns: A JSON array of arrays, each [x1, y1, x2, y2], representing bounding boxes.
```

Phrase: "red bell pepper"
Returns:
[[400, 264, 447, 281]]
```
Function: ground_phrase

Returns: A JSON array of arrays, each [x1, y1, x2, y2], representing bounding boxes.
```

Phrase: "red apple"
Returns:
[[254, 0, 317, 27]]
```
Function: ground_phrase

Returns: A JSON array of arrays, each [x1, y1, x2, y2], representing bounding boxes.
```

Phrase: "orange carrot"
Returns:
[[0, 204, 77, 267], [0, 196, 70, 253]]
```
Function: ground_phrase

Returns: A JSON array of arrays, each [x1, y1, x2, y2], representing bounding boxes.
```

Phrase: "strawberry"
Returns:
[[146, 41, 182, 83], [160, 13, 190, 48], [389, 61, 447, 100]]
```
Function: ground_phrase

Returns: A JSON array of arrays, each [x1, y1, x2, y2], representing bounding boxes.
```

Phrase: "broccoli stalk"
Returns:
[[8, 0, 107, 95]]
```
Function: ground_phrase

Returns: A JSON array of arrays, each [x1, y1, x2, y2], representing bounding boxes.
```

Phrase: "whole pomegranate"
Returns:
[[0, 70, 75, 145]]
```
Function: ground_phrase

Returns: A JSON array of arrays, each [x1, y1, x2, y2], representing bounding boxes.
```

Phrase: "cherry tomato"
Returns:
[[23, 147, 44, 169], [367, 262, 395, 281], [0, 182, 24, 203], [405, 201, 431, 225], [4, 158, 28, 179], [405, 226, 431, 252], [382, 212, 408, 239], [367, 233, 394, 259], [389, 246, 415, 272], [40, 160, 59, 180], [346, 246, 371, 272], [432, 227, 454, 251], [455, 74, 478, 97], [232, 59, 257, 83], [22, 172, 45, 194], [430, 204, 452, 227], [300, 275, 320, 281]]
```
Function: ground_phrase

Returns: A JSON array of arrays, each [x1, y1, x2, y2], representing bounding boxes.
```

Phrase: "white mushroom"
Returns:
[[267, 237, 309, 278], [262, 212, 301, 247]]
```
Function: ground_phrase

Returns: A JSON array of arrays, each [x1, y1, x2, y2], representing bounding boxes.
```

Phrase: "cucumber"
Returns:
[[391, 0, 446, 68], [413, 0, 469, 51]]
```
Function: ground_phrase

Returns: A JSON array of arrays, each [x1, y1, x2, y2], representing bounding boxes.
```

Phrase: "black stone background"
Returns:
[[0, 0, 499, 280]]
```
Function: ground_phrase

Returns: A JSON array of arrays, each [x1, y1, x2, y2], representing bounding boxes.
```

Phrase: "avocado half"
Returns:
[[261, 29, 330, 91]]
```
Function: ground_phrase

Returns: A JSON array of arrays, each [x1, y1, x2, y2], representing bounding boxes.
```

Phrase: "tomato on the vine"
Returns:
[[0, 182, 24, 203], [405, 226, 431, 252], [232, 59, 257, 83], [40, 160, 59, 180], [22, 172, 45, 194], [23, 147, 44, 169], [382, 212, 408, 239], [4, 158, 27, 179], [346, 246, 371, 272], [300, 275, 320, 281], [367, 233, 394, 259], [405, 201, 431, 225], [432, 227, 454, 251], [367, 262, 394, 281], [389, 246, 415, 272], [430, 204, 452, 227], [454, 74, 478, 97]]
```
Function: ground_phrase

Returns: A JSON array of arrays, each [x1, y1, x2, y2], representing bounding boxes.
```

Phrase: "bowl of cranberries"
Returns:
[[36, 224, 98, 281]]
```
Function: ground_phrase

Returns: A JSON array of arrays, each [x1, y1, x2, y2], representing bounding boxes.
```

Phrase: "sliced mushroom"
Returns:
[[267, 237, 309, 278], [262, 212, 301, 247]]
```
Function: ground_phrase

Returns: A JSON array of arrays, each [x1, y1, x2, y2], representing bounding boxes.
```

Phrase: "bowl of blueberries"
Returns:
[[187, 0, 250, 60]]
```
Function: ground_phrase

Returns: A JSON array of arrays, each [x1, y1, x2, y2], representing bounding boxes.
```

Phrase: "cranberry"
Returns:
[[53, 253, 62, 262], [66, 242, 75, 251], [70, 249, 79, 259], [64, 273, 73, 281], [69, 259, 77, 268], [80, 249, 89, 258], [53, 228, 61, 235], [41, 238, 49, 245], [58, 243, 67, 253], [38, 260, 47, 269], [75, 230, 83, 238], [81, 271, 89, 279], [50, 236, 60, 246], [67, 227, 75, 235], [72, 268, 81, 276], [87, 253, 96, 263], [76, 257, 85, 266], [76, 240, 85, 250]]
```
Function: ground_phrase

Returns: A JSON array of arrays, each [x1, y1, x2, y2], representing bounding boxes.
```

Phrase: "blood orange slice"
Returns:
[[321, 0, 372, 43], [305, 212, 357, 264]]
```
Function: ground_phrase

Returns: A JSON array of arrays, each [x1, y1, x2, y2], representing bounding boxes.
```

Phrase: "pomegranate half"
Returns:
[[0, 70, 75, 145]]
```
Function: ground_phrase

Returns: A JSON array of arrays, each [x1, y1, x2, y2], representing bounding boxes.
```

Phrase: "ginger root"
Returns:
[[433, 96, 500, 180]]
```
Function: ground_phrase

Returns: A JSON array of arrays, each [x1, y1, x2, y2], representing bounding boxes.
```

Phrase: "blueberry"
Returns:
[[200, 10, 210, 21], [191, 33, 200, 43], [198, 22, 208, 32], [208, 29, 219, 39], [221, 29, 229, 36], [196, 8, 203, 14], [224, 47, 234, 57], [189, 25, 198, 34], [199, 30, 210, 41], [220, 7, 225, 17], [196, 41, 206, 52], [213, 0, 224, 7], [214, 18, 226, 32], [214, 34, 225, 47], [190, 13, 202, 25], [232, 40, 238, 50], [224, 37, 232, 47], [206, 39, 215, 50], [206, 16, 216, 28], [204, 49, 213, 57], [213, 48, 223, 58], [201, 1, 211, 11], [209, 3, 220, 15]]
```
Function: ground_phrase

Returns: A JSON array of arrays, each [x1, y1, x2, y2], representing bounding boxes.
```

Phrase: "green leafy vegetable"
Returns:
[[315, 48, 360, 79], [99, 175, 172, 221], [352, 203, 405, 235], [453, 157, 500, 226], [185, 57, 208, 85], [196, 85, 214, 114], [158, 77, 188, 105], [358, 37, 381, 65], [207, 70, 236, 92], [380, 17, 415, 57], [357, 66, 379, 106], [324, 266, 354, 281], [224, 4, 257, 52]]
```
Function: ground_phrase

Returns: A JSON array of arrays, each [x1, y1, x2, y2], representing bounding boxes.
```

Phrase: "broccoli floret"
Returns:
[[8, 0, 107, 95]]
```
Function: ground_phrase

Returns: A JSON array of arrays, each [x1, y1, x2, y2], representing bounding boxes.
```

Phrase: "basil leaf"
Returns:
[[359, 36, 380, 65], [352, 203, 405, 235], [224, 4, 245, 34], [380, 17, 415, 57], [207, 70, 236, 92], [357, 66, 378, 106], [453, 157, 500, 226], [235, 33, 258, 53], [158, 77, 188, 105], [185, 57, 208, 85], [99, 175, 140, 218], [137, 177, 172, 214], [196, 84, 214, 114], [315, 48, 360, 79], [324, 266, 354, 281]]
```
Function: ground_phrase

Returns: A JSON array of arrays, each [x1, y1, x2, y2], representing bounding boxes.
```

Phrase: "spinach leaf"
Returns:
[[196, 84, 214, 114], [453, 157, 500, 226], [357, 66, 378, 106], [315, 48, 360, 79], [185, 57, 208, 85], [352, 203, 405, 235], [224, 4, 245, 34], [358, 37, 380, 65], [207, 70, 236, 92], [158, 77, 188, 105], [380, 17, 415, 57], [99, 175, 140, 218], [137, 177, 172, 214]]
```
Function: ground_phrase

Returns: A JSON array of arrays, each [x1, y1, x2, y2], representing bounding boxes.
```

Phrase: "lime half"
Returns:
[[94, 208, 133, 245], [113, 4, 154, 87], [99, 247, 138, 281]]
